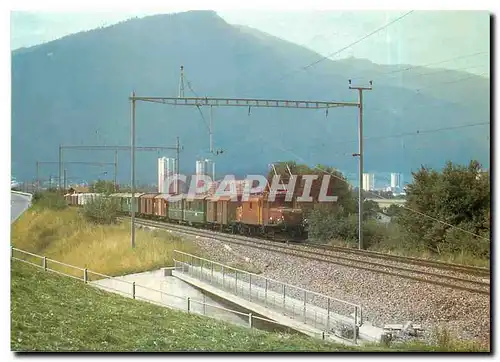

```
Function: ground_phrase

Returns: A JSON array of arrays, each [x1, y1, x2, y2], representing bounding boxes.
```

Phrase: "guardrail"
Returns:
[[173, 250, 362, 343], [10, 246, 356, 344], [11, 191, 33, 199]]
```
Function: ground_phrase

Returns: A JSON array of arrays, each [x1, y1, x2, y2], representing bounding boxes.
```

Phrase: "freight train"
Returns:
[[65, 191, 308, 239]]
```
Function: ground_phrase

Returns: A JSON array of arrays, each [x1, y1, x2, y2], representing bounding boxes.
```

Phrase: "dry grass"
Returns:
[[11, 207, 197, 277], [325, 237, 489, 268]]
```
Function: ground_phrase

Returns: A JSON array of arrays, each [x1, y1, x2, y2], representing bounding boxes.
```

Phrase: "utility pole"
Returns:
[[129, 92, 362, 249], [176, 136, 180, 194], [209, 105, 213, 154], [61, 144, 179, 196], [58, 144, 63, 192], [36, 161, 40, 192], [349, 80, 373, 250], [131, 91, 136, 248], [178, 65, 185, 98], [114, 150, 118, 191], [37, 161, 115, 191]]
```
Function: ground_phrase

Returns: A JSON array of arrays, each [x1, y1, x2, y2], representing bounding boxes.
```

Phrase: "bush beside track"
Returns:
[[11, 205, 196, 277]]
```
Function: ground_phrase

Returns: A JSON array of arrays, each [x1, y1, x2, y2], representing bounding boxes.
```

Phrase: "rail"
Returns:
[[124, 216, 489, 275], [129, 218, 489, 294], [10, 246, 356, 344], [173, 250, 362, 342]]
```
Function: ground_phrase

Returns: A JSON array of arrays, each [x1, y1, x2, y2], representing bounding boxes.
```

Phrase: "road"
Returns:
[[11, 192, 32, 223]]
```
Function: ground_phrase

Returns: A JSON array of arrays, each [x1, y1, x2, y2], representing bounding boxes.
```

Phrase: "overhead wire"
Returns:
[[277, 141, 489, 241], [236, 106, 489, 241], [178, 13, 487, 240], [415, 72, 489, 92], [241, 10, 415, 95], [409, 63, 488, 78], [366, 71, 489, 116], [312, 121, 490, 149], [363, 187, 489, 240], [350, 51, 489, 82], [184, 75, 211, 133]]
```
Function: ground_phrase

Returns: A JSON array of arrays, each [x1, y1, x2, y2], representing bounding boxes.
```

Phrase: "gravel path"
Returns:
[[190, 234, 490, 346]]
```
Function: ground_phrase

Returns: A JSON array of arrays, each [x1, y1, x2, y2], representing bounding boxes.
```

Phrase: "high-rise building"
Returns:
[[194, 159, 215, 193], [158, 157, 178, 194], [196, 159, 215, 180], [362, 173, 375, 191], [390, 172, 402, 191]]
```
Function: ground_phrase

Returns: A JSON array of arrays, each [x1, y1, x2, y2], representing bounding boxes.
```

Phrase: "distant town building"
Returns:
[[196, 159, 215, 180], [390, 172, 403, 192], [158, 157, 178, 194], [195, 159, 216, 193], [362, 173, 375, 191]]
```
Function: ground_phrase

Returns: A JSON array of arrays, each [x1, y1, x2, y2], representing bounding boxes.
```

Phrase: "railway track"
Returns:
[[299, 242, 490, 277], [122, 217, 490, 295]]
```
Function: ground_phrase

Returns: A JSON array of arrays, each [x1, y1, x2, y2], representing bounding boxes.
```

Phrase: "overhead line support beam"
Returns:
[[130, 96, 358, 109], [128, 93, 363, 250]]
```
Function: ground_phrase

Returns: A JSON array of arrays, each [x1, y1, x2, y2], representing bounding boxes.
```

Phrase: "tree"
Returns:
[[385, 204, 403, 218], [397, 160, 490, 256], [89, 180, 116, 194], [266, 161, 354, 214], [363, 199, 381, 220]]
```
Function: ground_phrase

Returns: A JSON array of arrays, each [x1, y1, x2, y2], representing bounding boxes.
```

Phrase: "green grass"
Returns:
[[11, 262, 489, 352], [11, 261, 351, 352]]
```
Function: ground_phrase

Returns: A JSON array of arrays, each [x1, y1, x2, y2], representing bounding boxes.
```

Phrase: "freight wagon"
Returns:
[[66, 191, 307, 240]]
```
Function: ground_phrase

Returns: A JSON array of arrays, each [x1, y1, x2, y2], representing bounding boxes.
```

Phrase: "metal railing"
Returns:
[[173, 250, 362, 342], [10, 246, 357, 344]]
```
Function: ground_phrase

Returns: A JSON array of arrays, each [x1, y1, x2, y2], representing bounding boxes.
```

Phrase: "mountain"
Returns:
[[11, 11, 490, 186]]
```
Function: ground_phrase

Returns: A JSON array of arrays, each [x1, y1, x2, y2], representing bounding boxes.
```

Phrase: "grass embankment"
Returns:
[[11, 261, 488, 352], [11, 206, 195, 277], [10, 261, 347, 352]]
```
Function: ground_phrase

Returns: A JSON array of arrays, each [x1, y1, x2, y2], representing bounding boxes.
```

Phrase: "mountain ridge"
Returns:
[[11, 11, 490, 185]]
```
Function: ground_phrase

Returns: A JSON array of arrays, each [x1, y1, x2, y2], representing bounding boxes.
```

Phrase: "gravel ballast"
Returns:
[[189, 234, 490, 345]]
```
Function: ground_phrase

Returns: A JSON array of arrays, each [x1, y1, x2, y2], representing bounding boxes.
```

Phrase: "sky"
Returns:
[[10, 10, 490, 76]]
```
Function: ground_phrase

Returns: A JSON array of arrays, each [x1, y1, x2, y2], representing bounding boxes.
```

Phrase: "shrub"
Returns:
[[82, 195, 120, 224], [32, 191, 67, 210], [307, 210, 388, 248], [397, 161, 490, 257]]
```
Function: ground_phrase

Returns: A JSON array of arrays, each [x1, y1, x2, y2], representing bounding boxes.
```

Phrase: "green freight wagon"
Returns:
[[109, 193, 128, 213], [110, 193, 145, 214], [168, 195, 184, 222], [183, 195, 208, 225]]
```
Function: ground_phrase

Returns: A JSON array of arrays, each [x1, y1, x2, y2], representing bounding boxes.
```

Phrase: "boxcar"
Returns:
[[183, 195, 208, 225], [207, 195, 240, 230], [139, 193, 159, 217], [77, 193, 93, 206], [154, 193, 170, 219], [206, 197, 217, 225]]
